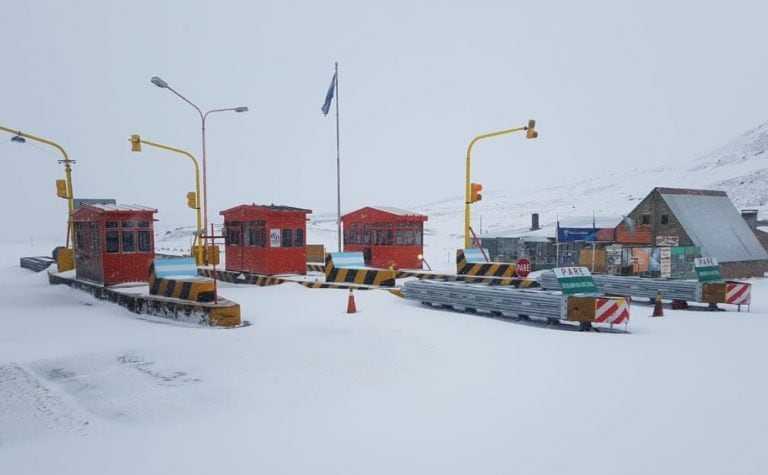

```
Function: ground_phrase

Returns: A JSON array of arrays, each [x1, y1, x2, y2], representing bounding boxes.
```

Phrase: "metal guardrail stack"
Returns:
[[402, 280, 566, 320], [19, 256, 56, 273], [538, 271, 702, 301]]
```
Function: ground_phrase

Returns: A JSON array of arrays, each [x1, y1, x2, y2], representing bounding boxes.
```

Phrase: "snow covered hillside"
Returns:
[[307, 120, 768, 270]]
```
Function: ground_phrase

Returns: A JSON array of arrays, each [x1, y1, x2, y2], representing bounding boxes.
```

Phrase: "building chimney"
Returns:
[[741, 209, 758, 230], [530, 213, 540, 231]]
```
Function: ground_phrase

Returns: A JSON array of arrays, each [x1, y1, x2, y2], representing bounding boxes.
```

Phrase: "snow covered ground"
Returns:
[[2, 238, 768, 475]]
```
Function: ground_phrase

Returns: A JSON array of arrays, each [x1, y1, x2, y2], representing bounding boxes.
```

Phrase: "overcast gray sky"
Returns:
[[2, 0, 767, 240]]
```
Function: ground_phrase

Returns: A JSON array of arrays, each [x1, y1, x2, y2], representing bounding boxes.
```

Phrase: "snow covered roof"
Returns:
[[482, 215, 622, 239], [660, 190, 768, 262], [368, 206, 423, 216], [87, 204, 157, 212], [220, 204, 312, 214]]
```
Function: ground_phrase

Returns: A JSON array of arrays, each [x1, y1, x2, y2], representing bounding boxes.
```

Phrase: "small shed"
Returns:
[[220, 204, 312, 276], [72, 204, 157, 286], [341, 206, 428, 269]]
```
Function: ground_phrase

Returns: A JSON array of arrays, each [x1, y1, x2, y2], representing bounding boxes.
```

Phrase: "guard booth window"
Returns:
[[246, 220, 266, 247], [74, 222, 85, 252], [122, 230, 136, 252], [106, 221, 120, 253], [137, 221, 152, 252], [280, 228, 305, 248], [373, 223, 394, 245], [282, 229, 294, 247], [104, 221, 148, 254], [344, 223, 359, 245], [395, 221, 422, 246], [226, 221, 242, 246]]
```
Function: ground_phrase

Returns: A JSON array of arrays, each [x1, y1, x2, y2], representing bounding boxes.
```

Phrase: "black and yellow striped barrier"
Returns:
[[456, 249, 517, 279], [49, 270, 242, 327], [297, 281, 376, 290], [198, 268, 288, 286], [307, 263, 325, 273], [149, 260, 216, 302], [199, 268, 381, 291], [324, 252, 396, 287]]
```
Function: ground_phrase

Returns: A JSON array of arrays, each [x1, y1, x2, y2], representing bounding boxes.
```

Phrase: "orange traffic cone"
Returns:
[[652, 291, 664, 317], [347, 288, 357, 314]]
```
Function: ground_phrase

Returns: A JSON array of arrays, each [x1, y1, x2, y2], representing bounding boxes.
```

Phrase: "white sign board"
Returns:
[[694, 257, 719, 268], [660, 247, 672, 278], [656, 236, 679, 246], [269, 228, 281, 248]]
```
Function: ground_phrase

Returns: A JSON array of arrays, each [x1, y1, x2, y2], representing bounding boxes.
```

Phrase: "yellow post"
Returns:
[[0, 124, 76, 250], [129, 135, 204, 265], [463, 120, 538, 249]]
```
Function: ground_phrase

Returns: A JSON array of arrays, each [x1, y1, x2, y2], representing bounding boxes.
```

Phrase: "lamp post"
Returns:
[[129, 134, 203, 265], [0, 124, 75, 249], [150, 76, 247, 256], [464, 119, 538, 249]]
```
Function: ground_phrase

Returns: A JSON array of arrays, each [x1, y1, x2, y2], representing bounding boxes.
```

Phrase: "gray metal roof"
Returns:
[[661, 192, 768, 262]]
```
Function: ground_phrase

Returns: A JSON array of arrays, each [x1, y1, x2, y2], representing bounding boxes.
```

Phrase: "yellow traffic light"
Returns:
[[526, 119, 538, 139], [470, 182, 483, 203], [55, 179, 68, 198], [130, 134, 142, 152], [187, 191, 198, 209]]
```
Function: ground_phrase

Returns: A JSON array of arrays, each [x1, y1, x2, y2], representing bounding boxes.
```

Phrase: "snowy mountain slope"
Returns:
[[305, 120, 768, 271], [416, 120, 768, 235]]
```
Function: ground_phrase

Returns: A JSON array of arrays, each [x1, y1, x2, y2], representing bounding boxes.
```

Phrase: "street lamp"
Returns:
[[0, 124, 76, 251], [464, 119, 538, 249], [150, 76, 248, 259], [129, 134, 204, 265]]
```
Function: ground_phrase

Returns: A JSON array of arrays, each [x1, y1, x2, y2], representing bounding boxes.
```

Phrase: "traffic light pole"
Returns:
[[129, 135, 203, 265], [0, 124, 75, 249], [464, 125, 527, 249]]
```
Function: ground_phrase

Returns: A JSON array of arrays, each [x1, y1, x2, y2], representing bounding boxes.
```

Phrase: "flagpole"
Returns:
[[334, 61, 341, 252]]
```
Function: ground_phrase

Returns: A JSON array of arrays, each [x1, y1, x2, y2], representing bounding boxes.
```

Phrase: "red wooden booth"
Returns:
[[220, 204, 312, 276], [72, 204, 157, 286], [341, 206, 428, 269]]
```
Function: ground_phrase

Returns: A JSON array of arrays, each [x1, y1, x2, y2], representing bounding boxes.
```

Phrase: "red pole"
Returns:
[[210, 222, 218, 304], [468, 226, 490, 262]]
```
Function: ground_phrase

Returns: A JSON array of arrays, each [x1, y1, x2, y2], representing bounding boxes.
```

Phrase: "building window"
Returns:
[[122, 231, 136, 252], [282, 229, 294, 248], [294, 229, 305, 247], [90, 223, 100, 254], [138, 230, 152, 252], [75, 222, 85, 252], [373, 223, 394, 245], [106, 230, 120, 253], [105, 221, 118, 229], [661, 215, 669, 225], [246, 220, 266, 247], [344, 223, 358, 245], [641, 214, 651, 225], [226, 221, 242, 246]]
